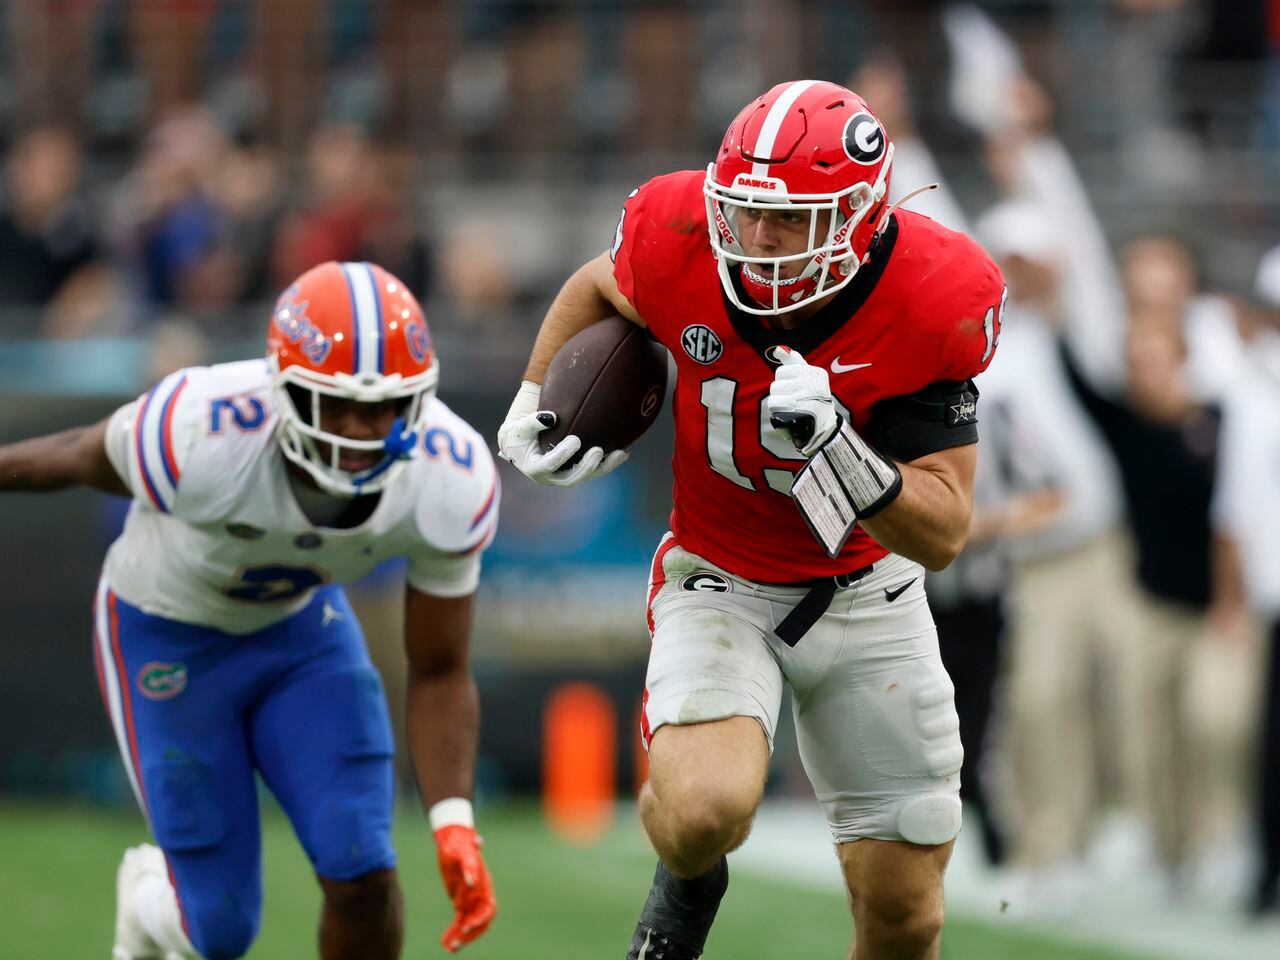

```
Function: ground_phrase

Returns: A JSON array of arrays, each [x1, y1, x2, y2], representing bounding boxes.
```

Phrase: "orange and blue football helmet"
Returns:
[[267, 260, 439, 496]]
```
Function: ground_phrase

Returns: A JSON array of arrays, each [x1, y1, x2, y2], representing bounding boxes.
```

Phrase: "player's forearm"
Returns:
[[0, 425, 126, 495], [858, 462, 971, 570], [405, 669, 481, 808], [522, 260, 621, 384]]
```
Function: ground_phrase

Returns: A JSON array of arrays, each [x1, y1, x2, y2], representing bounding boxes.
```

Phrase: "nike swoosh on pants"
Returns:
[[884, 578, 917, 602]]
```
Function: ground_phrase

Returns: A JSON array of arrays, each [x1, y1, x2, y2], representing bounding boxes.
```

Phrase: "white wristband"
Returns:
[[428, 797, 475, 831]]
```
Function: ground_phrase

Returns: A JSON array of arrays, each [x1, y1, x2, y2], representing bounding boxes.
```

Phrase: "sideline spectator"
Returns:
[[6, 0, 103, 134], [0, 126, 118, 338], [976, 201, 1138, 910], [272, 125, 431, 300], [1060, 234, 1250, 888]]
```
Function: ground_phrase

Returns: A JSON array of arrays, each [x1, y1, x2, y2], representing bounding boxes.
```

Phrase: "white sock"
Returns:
[[133, 871, 197, 957]]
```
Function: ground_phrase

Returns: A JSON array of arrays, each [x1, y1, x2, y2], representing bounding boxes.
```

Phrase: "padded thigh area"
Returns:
[[251, 661, 397, 881], [645, 587, 785, 749]]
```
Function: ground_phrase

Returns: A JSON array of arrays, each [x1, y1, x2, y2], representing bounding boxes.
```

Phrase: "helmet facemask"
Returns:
[[269, 361, 438, 498], [704, 143, 894, 316]]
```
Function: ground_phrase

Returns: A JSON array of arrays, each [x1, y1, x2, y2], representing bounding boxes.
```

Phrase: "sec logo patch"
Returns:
[[681, 324, 723, 365]]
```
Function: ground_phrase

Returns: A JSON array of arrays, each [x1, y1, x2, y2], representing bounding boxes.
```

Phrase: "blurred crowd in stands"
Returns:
[[1, 0, 1277, 344], [3, 0, 1280, 924]]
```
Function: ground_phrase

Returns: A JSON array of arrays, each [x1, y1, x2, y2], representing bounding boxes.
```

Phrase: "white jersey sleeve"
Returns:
[[104, 361, 275, 520], [405, 407, 501, 598], [104, 369, 202, 516]]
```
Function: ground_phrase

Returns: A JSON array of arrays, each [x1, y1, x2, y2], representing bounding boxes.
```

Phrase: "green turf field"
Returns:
[[0, 801, 1152, 959]]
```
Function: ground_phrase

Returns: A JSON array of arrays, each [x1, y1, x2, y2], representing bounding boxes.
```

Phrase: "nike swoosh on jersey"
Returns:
[[884, 578, 917, 602], [830, 358, 873, 373]]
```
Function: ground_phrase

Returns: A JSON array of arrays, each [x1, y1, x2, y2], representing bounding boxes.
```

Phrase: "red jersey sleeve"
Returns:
[[926, 235, 1006, 383], [608, 171, 709, 346], [609, 185, 644, 308]]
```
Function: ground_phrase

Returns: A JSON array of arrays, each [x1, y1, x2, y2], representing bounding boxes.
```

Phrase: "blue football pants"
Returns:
[[92, 581, 396, 959]]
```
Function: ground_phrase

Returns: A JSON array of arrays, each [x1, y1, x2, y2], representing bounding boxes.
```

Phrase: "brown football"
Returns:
[[539, 315, 669, 463]]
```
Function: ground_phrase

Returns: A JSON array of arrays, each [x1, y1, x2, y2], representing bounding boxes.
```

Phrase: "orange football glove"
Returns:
[[434, 824, 496, 952]]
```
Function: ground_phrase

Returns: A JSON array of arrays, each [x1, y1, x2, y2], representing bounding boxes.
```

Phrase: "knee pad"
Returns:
[[309, 760, 397, 881], [144, 756, 225, 852], [896, 794, 963, 846]]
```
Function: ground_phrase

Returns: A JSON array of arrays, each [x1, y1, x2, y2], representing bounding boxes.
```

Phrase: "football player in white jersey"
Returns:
[[0, 261, 499, 959]]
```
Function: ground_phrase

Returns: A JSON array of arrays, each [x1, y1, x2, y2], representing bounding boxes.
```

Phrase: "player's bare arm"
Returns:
[[403, 587, 480, 808], [857, 443, 976, 571], [768, 346, 985, 571], [499, 253, 640, 487], [522, 252, 645, 385], [403, 587, 497, 953], [0, 417, 128, 495]]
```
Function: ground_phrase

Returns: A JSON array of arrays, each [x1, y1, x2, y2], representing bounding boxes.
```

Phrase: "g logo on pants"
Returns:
[[679, 573, 731, 593]]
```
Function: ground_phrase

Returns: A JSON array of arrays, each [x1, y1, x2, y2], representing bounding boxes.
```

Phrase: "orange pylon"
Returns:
[[543, 682, 617, 843]]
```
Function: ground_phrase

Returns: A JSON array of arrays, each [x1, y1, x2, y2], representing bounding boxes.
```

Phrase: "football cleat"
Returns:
[[112, 844, 167, 960], [627, 924, 703, 960], [626, 858, 728, 960]]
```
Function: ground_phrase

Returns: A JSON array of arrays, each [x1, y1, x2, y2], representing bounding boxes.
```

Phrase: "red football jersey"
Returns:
[[612, 170, 1004, 582]]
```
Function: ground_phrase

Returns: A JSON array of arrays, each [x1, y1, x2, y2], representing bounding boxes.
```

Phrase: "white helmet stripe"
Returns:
[[750, 79, 820, 177], [341, 262, 383, 375]]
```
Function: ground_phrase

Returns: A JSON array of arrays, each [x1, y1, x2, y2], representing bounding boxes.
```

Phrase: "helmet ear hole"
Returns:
[[285, 383, 313, 425]]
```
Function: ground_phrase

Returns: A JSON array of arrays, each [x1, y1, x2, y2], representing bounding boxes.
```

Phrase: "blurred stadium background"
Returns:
[[1, 0, 1280, 957]]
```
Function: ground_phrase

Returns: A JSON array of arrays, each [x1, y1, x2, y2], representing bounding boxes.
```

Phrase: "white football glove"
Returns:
[[496, 381, 628, 487], [766, 347, 840, 457]]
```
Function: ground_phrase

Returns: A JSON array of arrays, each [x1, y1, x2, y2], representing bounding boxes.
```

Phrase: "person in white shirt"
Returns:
[[975, 201, 1147, 900]]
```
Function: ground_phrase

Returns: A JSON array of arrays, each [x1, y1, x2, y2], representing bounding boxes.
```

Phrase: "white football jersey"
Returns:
[[102, 359, 499, 635]]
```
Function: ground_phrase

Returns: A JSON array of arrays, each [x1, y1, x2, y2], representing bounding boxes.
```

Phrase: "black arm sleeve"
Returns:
[[865, 380, 980, 463]]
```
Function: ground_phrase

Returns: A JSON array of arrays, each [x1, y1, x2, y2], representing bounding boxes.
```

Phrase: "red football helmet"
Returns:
[[267, 261, 439, 496], [704, 80, 895, 315]]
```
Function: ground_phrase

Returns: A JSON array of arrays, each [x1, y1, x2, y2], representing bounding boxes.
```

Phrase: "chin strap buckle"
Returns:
[[381, 417, 417, 460], [352, 418, 416, 489]]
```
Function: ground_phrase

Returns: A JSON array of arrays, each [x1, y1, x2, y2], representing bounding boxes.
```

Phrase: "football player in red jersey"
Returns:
[[500, 80, 1005, 960]]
